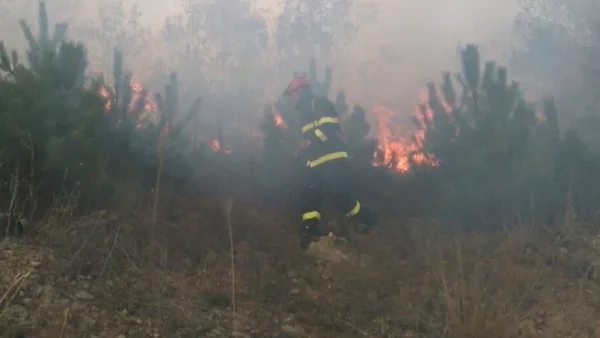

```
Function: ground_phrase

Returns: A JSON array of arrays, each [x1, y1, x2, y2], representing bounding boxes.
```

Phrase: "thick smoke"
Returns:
[[0, 0, 522, 134]]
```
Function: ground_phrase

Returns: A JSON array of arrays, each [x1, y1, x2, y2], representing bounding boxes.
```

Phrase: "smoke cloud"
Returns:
[[0, 0, 522, 130]]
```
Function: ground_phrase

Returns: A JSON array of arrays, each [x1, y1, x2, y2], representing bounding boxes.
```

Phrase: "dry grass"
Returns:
[[225, 197, 237, 335], [1, 196, 600, 337]]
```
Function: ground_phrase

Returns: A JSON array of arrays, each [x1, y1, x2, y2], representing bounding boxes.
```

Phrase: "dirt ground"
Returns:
[[2, 204, 600, 337]]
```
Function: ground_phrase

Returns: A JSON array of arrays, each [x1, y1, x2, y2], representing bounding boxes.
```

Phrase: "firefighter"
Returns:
[[282, 75, 376, 247]]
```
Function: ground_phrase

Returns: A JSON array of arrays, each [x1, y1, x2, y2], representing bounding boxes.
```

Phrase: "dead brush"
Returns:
[[0, 268, 34, 318], [37, 207, 134, 280], [2, 159, 37, 237], [419, 231, 545, 338]]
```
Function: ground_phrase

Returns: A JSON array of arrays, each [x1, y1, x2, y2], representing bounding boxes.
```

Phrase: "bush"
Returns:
[[0, 2, 201, 227], [413, 44, 600, 228]]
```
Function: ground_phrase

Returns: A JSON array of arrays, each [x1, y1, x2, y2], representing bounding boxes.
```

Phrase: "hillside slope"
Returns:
[[1, 204, 600, 338]]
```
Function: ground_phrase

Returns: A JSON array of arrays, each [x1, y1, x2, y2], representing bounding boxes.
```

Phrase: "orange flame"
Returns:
[[274, 112, 285, 128], [370, 92, 440, 172], [211, 138, 221, 151], [98, 86, 111, 111], [371, 105, 420, 172], [211, 138, 232, 153], [536, 111, 546, 124], [97, 80, 158, 125]]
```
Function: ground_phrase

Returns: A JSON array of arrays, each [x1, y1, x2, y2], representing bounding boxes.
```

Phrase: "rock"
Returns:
[[306, 235, 349, 263], [518, 320, 537, 337], [281, 324, 304, 335], [75, 290, 95, 300], [289, 288, 301, 295]]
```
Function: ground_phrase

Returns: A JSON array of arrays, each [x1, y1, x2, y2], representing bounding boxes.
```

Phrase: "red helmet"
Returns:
[[283, 76, 310, 96]]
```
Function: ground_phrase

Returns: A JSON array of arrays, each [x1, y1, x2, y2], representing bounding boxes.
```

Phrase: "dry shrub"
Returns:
[[406, 220, 599, 338], [21, 187, 600, 337], [36, 209, 138, 279], [283, 217, 600, 338]]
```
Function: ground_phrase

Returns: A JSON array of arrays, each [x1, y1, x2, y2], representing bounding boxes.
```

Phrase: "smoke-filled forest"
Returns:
[[2, 0, 600, 337]]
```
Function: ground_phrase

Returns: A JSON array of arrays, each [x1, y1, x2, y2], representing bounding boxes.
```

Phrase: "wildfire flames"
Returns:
[[210, 138, 233, 153], [274, 113, 285, 128], [206, 93, 440, 174], [98, 80, 159, 124], [371, 105, 416, 172], [95, 79, 549, 175], [211, 139, 221, 151], [370, 89, 441, 172], [101, 79, 440, 174], [371, 105, 438, 172]]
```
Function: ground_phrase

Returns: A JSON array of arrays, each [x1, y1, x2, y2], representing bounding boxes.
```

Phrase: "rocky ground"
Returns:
[[2, 207, 600, 337]]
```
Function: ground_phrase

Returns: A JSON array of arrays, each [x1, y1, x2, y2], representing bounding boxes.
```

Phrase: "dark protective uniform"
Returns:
[[296, 95, 375, 243]]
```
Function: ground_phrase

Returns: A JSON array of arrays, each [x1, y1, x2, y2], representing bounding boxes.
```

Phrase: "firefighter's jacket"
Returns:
[[297, 96, 348, 168]]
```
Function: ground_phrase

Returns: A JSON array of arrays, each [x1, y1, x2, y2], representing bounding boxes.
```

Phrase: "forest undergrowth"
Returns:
[[3, 194, 600, 338]]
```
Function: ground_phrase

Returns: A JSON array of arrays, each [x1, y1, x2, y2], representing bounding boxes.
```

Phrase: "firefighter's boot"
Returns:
[[354, 208, 377, 234], [300, 220, 320, 249], [356, 223, 373, 234]]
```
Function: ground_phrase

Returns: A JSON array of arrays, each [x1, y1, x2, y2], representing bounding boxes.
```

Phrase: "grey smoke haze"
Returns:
[[0, 0, 521, 129]]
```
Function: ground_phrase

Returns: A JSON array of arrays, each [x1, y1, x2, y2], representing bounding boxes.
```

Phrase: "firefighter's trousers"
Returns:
[[300, 157, 374, 232]]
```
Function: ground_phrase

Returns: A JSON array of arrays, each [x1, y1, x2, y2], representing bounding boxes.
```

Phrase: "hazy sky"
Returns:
[[136, 0, 279, 26], [1, 0, 522, 113]]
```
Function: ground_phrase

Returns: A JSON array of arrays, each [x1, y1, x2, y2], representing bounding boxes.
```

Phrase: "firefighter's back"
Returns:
[[300, 96, 348, 168]]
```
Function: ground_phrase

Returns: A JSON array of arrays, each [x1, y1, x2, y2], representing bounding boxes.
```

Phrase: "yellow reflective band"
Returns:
[[302, 211, 321, 221], [306, 151, 348, 168], [301, 116, 339, 134], [314, 129, 328, 141], [346, 201, 361, 217]]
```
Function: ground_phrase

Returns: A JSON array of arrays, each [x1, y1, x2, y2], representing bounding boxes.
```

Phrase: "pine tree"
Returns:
[[19, 1, 68, 74], [0, 42, 19, 75], [343, 104, 376, 169], [418, 44, 538, 166], [97, 48, 147, 179], [344, 105, 369, 145], [0, 1, 110, 213], [415, 43, 547, 227]]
